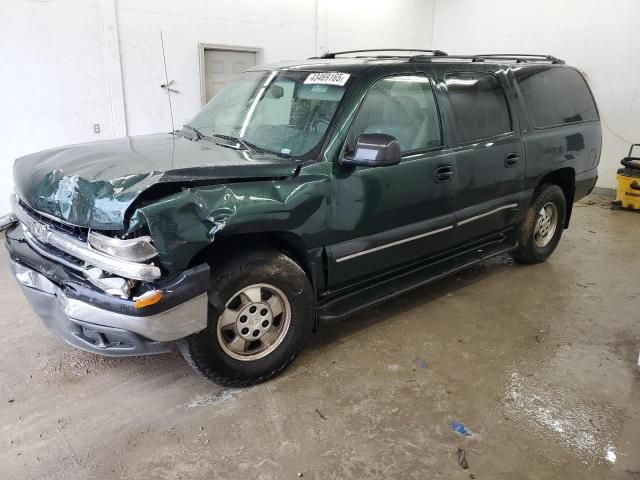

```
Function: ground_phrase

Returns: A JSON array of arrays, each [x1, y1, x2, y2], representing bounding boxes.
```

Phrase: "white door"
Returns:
[[203, 49, 257, 103]]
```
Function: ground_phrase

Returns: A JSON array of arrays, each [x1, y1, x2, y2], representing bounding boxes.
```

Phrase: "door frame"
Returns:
[[198, 43, 263, 106]]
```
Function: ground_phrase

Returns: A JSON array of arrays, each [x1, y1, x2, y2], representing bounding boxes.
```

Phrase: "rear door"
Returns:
[[434, 66, 526, 243]]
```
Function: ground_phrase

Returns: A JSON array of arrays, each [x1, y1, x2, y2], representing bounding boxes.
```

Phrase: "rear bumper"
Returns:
[[6, 225, 210, 357]]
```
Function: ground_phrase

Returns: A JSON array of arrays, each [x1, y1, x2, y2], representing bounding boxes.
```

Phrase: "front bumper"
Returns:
[[6, 226, 210, 357]]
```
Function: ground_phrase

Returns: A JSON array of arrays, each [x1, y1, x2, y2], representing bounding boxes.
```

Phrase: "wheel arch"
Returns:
[[535, 167, 576, 228], [187, 231, 319, 291]]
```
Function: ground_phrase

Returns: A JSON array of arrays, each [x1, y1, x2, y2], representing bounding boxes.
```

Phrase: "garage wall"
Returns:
[[0, 0, 434, 214], [0, 0, 117, 211], [432, 0, 640, 189]]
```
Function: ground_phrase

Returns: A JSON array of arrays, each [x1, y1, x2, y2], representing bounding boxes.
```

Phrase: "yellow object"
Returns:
[[615, 144, 640, 210], [616, 173, 640, 210], [133, 290, 162, 308]]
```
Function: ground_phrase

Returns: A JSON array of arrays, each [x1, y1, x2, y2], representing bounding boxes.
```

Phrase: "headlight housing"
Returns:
[[88, 231, 158, 262]]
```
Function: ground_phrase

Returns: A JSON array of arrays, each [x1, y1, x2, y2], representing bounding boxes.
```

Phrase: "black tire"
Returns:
[[512, 184, 567, 264], [179, 249, 315, 387]]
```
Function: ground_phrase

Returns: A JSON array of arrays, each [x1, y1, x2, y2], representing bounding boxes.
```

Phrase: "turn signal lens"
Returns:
[[133, 290, 162, 308]]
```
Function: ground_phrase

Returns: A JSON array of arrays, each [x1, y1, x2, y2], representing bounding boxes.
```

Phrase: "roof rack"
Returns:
[[409, 53, 565, 64], [471, 54, 565, 64], [313, 49, 565, 65], [318, 49, 448, 59]]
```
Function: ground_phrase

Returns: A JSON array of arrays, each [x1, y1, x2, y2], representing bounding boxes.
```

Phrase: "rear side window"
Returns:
[[513, 66, 598, 128], [445, 72, 512, 143]]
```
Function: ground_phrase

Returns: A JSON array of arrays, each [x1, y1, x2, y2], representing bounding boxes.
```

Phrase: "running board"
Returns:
[[317, 237, 516, 322]]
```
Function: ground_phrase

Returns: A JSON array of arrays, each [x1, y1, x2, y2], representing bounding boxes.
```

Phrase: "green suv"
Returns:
[[3, 49, 601, 386]]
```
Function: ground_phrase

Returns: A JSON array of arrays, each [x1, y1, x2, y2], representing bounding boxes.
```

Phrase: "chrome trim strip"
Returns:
[[336, 225, 454, 263], [0, 213, 18, 232], [23, 229, 88, 272], [11, 195, 161, 281], [13, 260, 58, 295], [61, 292, 208, 342], [457, 203, 519, 226], [334, 202, 519, 263]]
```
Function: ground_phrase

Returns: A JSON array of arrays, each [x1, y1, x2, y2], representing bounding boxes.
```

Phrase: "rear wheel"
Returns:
[[512, 184, 566, 264], [179, 250, 315, 387]]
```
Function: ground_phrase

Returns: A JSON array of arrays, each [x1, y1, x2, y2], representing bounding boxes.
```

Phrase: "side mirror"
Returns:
[[341, 133, 401, 168], [265, 84, 284, 99]]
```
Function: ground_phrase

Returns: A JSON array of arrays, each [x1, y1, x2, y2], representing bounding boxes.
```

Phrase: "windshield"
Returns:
[[188, 70, 350, 158]]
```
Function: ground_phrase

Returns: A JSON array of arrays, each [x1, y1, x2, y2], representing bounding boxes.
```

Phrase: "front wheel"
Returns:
[[179, 250, 315, 387], [512, 184, 567, 264]]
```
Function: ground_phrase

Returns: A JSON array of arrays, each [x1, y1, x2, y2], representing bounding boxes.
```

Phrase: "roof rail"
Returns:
[[318, 48, 448, 59], [409, 53, 565, 64], [471, 54, 565, 64], [314, 49, 564, 64]]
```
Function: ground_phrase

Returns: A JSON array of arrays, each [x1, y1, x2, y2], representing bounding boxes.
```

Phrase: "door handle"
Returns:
[[504, 153, 520, 167], [434, 165, 454, 183]]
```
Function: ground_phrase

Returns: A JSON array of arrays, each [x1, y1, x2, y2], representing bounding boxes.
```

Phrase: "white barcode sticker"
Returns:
[[304, 72, 350, 86]]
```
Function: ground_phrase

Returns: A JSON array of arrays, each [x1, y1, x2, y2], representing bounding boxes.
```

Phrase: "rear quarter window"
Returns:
[[513, 66, 598, 128]]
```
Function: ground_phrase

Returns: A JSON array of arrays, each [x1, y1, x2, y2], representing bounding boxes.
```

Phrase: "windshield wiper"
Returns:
[[182, 129, 266, 154], [180, 124, 204, 141], [210, 133, 253, 151]]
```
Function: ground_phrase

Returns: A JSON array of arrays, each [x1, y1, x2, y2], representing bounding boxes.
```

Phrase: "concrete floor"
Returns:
[[1, 193, 639, 480]]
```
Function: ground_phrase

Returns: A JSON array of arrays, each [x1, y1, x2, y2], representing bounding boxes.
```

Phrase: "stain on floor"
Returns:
[[1, 194, 639, 479]]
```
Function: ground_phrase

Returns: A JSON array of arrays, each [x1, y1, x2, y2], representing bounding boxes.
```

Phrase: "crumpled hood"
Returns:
[[13, 133, 299, 230]]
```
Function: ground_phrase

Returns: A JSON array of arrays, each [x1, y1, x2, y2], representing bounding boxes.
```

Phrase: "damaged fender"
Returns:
[[125, 169, 331, 277], [126, 186, 238, 274]]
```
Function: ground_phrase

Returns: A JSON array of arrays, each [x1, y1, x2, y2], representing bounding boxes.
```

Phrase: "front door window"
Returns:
[[347, 75, 442, 154]]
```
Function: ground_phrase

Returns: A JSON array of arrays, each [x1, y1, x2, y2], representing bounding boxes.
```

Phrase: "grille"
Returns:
[[17, 199, 136, 239], [18, 200, 89, 239], [33, 235, 86, 269]]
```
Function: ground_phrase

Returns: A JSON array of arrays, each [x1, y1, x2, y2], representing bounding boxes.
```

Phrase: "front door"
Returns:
[[326, 73, 460, 290]]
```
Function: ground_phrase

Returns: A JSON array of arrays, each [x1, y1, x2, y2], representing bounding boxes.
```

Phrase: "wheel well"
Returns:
[[188, 232, 314, 284], [536, 168, 575, 228]]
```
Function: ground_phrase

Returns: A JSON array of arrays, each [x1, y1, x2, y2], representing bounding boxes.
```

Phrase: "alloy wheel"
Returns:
[[533, 202, 558, 248], [216, 283, 291, 361]]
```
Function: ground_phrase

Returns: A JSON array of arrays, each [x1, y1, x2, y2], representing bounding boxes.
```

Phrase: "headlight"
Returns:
[[88, 231, 158, 262]]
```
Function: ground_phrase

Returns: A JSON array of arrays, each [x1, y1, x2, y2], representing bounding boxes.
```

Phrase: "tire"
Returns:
[[512, 184, 567, 264], [179, 249, 315, 387]]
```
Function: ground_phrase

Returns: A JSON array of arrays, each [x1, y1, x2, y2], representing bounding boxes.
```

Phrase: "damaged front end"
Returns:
[[4, 133, 310, 356], [4, 191, 218, 355], [10, 194, 161, 299], [7, 180, 239, 300]]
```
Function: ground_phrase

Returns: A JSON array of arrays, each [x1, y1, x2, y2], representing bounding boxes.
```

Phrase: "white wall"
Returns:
[[0, 0, 116, 209], [0, 0, 434, 214], [432, 0, 640, 189]]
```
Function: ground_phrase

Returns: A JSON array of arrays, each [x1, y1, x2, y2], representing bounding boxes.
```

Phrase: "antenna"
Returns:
[[160, 31, 175, 133]]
